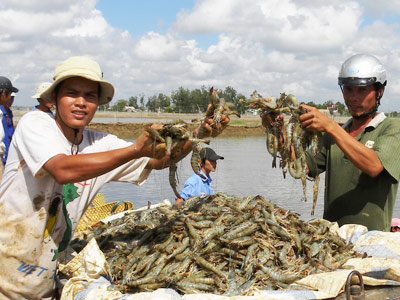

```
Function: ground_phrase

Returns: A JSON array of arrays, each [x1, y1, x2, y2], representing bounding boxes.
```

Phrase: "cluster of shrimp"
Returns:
[[145, 120, 209, 199], [145, 87, 240, 200], [246, 91, 322, 215], [196, 87, 241, 138]]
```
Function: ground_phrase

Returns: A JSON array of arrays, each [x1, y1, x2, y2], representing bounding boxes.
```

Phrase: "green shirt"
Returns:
[[306, 113, 400, 231]]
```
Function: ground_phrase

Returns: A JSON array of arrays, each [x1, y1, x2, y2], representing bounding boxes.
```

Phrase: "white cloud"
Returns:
[[0, 0, 400, 112], [134, 32, 182, 61], [175, 0, 362, 52]]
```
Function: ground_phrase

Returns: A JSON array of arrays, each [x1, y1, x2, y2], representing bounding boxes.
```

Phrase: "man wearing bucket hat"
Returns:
[[176, 147, 224, 204], [31, 82, 54, 114], [0, 76, 18, 167], [0, 56, 230, 299]]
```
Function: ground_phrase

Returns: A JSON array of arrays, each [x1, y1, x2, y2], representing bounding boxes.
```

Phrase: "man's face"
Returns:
[[342, 85, 379, 118], [203, 159, 217, 173], [0, 90, 13, 110], [39, 98, 54, 110], [53, 77, 99, 131]]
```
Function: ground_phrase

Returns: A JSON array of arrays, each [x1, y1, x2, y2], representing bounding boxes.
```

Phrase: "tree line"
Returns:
[[99, 86, 350, 116]]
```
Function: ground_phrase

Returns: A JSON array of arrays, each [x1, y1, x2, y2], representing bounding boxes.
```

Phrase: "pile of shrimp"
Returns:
[[73, 193, 362, 295]]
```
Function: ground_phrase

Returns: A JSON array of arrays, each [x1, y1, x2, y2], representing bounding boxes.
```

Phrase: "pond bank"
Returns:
[[87, 122, 266, 139]]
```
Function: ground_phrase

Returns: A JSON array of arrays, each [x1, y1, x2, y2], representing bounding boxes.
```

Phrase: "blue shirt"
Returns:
[[0, 106, 14, 165], [179, 170, 214, 200]]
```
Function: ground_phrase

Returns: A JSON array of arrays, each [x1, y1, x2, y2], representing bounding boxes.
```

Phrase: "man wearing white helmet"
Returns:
[[0, 56, 229, 299], [298, 53, 400, 231], [31, 82, 54, 114]]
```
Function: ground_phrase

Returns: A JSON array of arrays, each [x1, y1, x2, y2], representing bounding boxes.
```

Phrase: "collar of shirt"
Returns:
[[342, 112, 386, 130], [199, 170, 212, 183]]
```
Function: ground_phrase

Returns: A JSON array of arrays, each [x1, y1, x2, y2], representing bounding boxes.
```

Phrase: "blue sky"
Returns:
[[1, 0, 400, 111], [96, 0, 218, 49], [96, 1, 193, 36]]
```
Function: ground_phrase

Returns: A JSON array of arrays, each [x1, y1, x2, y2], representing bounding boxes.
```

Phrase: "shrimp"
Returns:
[[169, 154, 181, 198]]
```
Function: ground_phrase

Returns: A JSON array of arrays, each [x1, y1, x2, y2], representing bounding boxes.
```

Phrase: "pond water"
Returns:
[[99, 136, 400, 222]]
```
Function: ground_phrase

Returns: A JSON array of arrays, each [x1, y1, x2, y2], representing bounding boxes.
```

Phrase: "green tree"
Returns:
[[190, 86, 209, 113], [98, 103, 110, 111], [146, 93, 171, 112], [221, 86, 242, 113], [171, 87, 191, 113], [236, 93, 248, 114], [146, 95, 157, 112], [335, 101, 347, 115], [128, 96, 139, 108], [304, 101, 317, 107], [139, 94, 145, 110], [321, 100, 334, 109], [111, 99, 128, 112]]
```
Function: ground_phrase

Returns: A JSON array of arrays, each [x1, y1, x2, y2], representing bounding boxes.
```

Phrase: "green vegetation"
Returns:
[[99, 86, 350, 116], [302, 100, 350, 116]]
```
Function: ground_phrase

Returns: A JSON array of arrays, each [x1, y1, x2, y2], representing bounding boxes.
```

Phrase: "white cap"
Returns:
[[32, 82, 52, 99]]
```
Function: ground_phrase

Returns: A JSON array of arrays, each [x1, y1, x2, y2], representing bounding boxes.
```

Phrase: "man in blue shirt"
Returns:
[[0, 76, 18, 166], [176, 147, 224, 204]]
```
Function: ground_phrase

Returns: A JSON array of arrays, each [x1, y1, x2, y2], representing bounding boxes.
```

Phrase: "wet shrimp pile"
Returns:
[[76, 193, 363, 295]]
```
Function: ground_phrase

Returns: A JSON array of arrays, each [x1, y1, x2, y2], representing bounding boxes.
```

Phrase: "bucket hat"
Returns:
[[41, 56, 114, 105], [0, 76, 18, 93], [31, 82, 52, 99], [200, 147, 224, 161]]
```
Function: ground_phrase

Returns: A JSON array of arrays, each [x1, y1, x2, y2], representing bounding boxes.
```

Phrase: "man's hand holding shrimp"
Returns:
[[299, 104, 337, 134], [194, 104, 231, 138], [145, 110, 230, 170], [134, 124, 169, 159]]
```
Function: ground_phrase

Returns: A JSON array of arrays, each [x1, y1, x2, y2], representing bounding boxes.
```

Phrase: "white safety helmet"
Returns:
[[338, 54, 386, 118], [338, 53, 387, 87]]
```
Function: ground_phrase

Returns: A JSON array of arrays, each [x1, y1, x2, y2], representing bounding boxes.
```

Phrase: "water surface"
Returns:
[[98, 136, 400, 221]]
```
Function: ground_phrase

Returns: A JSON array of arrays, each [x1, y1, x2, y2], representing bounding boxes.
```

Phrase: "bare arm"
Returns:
[[299, 105, 383, 177], [44, 129, 168, 184], [45, 111, 231, 183]]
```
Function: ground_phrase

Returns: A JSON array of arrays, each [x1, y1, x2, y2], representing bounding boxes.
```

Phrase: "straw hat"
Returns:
[[31, 82, 52, 99], [41, 56, 114, 105]]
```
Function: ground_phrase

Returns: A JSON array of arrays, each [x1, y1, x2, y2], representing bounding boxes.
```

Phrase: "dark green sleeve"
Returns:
[[374, 119, 400, 182], [305, 133, 329, 177]]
